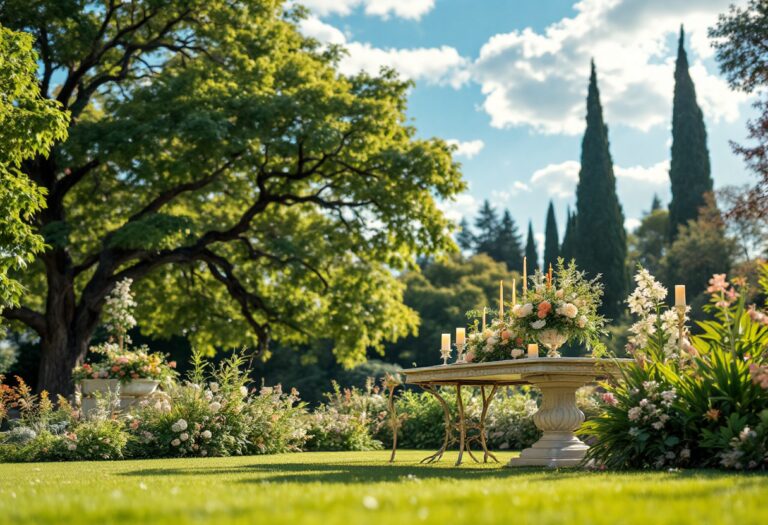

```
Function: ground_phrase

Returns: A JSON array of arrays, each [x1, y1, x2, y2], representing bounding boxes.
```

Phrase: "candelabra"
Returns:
[[441, 345, 451, 365]]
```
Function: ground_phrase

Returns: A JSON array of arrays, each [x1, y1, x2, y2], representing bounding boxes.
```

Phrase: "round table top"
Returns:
[[402, 356, 633, 386]]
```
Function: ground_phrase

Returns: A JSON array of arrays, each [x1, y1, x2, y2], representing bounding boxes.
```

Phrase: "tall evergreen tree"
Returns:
[[650, 194, 662, 212], [495, 210, 524, 271], [574, 61, 628, 319], [456, 217, 475, 251], [560, 208, 576, 263], [474, 200, 500, 256], [668, 26, 713, 239], [524, 221, 539, 272], [543, 200, 559, 270]]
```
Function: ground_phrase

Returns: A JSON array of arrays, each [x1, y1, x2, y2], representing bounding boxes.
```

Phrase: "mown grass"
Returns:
[[1, 450, 765, 525]]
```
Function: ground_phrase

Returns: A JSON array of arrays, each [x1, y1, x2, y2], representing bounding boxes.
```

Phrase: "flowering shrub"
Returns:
[[486, 388, 541, 450], [126, 349, 308, 458], [0, 377, 127, 462], [464, 316, 525, 363], [583, 266, 768, 470], [305, 380, 385, 451]]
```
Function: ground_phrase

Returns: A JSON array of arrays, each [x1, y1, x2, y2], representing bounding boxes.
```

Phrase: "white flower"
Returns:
[[628, 407, 642, 421], [209, 382, 220, 393], [652, 421, 665, 430], [240, 386, 249, 397], [513, 303, 533, 318], [209, 402, 222, 413], [171, 439, 181, 447], [201, 430, 212, 440], [175, 419, 188, 431], [204, 390, 213, 401], [171, 423, 181, 433], [577, 315, 587, 328], [179, 433, 189, 441], [530, 319, 546, 330], [556, 303, 578, 319], [510, 348, 523, 358]]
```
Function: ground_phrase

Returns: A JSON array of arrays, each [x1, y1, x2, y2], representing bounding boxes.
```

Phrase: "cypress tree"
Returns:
[[650, 194, 662, 212], [524, 221, 539, 272], [543, 200, 559, 270], [574, 61, 627, 319], [495, 210, 524, 271], [668, 26, 713, 240], [560, 208, 575, 263], [474, 200, 500, 257], [456, 217, 475, 251]]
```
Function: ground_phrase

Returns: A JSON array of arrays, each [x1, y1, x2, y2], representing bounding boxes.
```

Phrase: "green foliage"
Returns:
[[574, 62, 627, 320], [385, 254, 517, 366], [395, 389, 453, 449], [0, 26, 68, 311], [459, 201, 524, 271], [669, 27, 713, 239], [628, 207, 669, 278], [559, 208, 577, 263], [662, 197, 736, 300], [2, 0, 464, 392], [543, 201, 559, 271], [583, 266, 768, 470]]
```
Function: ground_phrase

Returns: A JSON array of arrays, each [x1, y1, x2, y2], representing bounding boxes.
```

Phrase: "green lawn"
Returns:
[[1, 450, 765, 525]]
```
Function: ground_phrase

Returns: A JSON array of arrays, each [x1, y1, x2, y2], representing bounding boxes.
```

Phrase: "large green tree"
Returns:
[[543, 200, 559, 271], [473, 200, 499, 257], [0, 26, 68, 312], [710, 0, 768, 221], [668, 26, 713, 239], [0, 1, 463, 395], [574, 62, 627, 319]]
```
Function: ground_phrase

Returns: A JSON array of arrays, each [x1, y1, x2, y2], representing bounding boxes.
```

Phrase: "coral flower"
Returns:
[[705, 408, 720, 421], [537, 301, 552, 319]]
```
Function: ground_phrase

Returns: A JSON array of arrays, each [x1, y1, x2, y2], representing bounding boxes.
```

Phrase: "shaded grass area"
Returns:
[[0, 450, 766, 525]]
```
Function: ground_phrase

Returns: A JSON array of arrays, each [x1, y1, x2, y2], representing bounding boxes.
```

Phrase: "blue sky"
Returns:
[[297, 0, 755, 250]]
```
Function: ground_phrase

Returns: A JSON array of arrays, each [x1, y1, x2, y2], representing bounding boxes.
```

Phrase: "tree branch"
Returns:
[[1, 306, 47, 337]]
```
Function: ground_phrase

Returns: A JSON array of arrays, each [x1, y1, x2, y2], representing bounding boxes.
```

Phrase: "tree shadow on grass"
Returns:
[[118, 459, 768, 488]]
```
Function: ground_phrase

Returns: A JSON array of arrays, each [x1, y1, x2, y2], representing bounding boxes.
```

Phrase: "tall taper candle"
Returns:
[[456, 327, 465, 348], [674, 285, 686, 307], [512, 278, 516, 306], [523, 256, 528, 293], [499, 280, 504, 317], [482, 307, 486, 331], [527, 343, 539, 359]]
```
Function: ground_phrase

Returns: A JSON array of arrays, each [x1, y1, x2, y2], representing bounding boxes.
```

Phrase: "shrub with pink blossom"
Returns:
[[583, 265, 768, 470]]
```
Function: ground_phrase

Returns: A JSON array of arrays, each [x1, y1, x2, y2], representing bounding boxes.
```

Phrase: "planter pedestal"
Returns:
[[80, 379, 159, 416]]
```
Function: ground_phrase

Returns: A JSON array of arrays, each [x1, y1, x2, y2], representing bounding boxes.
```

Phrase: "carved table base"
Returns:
[[507, 374, 591, 468]]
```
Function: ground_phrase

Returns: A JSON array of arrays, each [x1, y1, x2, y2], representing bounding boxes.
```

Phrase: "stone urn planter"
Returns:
[[80, 378, 160, 416]]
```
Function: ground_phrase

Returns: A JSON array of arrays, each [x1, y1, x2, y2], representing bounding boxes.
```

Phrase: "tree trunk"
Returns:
[[37, 333, 84, 398]]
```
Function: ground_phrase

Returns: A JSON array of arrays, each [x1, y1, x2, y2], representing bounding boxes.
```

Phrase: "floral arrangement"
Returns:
[[511, 259, 606, 357], [464, 316, 525, 363], [72, 278, 176, 384], [72, 342, 176, 383]]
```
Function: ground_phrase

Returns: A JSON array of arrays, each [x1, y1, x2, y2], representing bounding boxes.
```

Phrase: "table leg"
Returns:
[[507, 375, 590, 468], [420, 384, 453, 464], [479, 385, 499, 463]]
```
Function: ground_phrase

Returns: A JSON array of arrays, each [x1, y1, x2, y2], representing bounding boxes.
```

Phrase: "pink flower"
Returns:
[[537, 301, 552, 319], [706, 274, 729, 294], [601, 392, 618, 406]]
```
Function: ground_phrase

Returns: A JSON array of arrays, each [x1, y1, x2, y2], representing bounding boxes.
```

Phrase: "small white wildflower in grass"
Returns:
[[362, 496, 379, 510]]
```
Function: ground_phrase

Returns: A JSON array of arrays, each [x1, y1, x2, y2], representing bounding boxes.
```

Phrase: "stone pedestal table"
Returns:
[[402, 357, 630, 468]]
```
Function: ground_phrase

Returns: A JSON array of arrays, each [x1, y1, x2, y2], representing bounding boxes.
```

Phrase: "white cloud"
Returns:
[[615, 160, 669, 185], [299, 0, 435, 20], [491, 181, 531, 204], [437, 192, 479, 223], [446, 139, 485, 159], [472, 0, 749, 135], [299, 17, 469, 88], [625, 217, 642, 232], [531, 159, 670, 199], [530, 160, 581, 198]]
